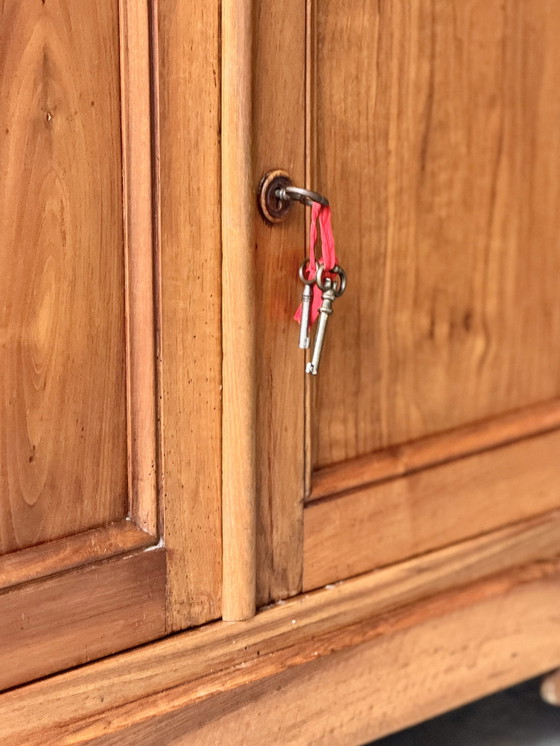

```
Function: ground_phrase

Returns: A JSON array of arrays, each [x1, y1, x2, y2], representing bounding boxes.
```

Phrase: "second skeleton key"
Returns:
[[306, 263, 346, 375], [298, 258, 315, 349]]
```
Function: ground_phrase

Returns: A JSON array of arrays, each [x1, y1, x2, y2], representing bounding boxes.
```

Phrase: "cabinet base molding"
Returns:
[[3, 514, 560, 743]]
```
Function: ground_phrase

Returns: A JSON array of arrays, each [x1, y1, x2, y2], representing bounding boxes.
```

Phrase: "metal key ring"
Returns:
[[316, 263, 347, 297], [298, 258, 316, 286], [276, 185, 329, 208]]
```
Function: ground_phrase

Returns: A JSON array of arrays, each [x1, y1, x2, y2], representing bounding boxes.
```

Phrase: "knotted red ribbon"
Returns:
[[294, 202, 338, 327]]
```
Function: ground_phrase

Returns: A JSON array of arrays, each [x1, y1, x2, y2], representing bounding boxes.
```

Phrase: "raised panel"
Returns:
[[0, 0, 127, 551], [312, 0, 560, 467], [0, 0, 169, 688]]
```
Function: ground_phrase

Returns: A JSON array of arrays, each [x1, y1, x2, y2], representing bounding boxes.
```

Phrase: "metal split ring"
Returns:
[[316, 263, 347, 297], [298, 258, 316, 286]]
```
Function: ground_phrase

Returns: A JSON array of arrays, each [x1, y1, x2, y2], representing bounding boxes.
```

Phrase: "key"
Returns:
[[306, 263, 346, 375], [298, 258, 315, 349]]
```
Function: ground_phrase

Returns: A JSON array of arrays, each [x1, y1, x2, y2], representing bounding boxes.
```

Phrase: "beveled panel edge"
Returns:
[[304, 429, 560, 590], [0, 520, 155, 592], [310, 398, 560, 502], [119, 0, 159, 534]]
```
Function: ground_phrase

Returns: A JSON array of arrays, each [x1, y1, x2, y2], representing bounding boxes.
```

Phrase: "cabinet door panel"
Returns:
[[314, 0, 560, 466], [302, 0, 560, 588], [245, 0, 560, 600], [0, 0, 127, 552], [0, 0, 223, 688]]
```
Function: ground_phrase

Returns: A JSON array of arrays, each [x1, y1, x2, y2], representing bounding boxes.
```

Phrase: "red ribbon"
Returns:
[[294, 202, 338, 327]]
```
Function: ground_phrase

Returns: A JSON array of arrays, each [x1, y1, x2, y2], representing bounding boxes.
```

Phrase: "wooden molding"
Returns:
[[0, 548, 166, 692], [2, 513, 560, 741], [310, 399, 560, 502], [119, 0, 158, 535], [0, 520, 154, 591], [61, 562, 560, 744], [305, 428, 560, 590], [221, 0, 257, 621]]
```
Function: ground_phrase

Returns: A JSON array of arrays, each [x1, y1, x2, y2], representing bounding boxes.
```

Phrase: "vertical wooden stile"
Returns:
[[156, 0, 223, 628], [252, 0, 306, 606], [221, 0, 257, 620]]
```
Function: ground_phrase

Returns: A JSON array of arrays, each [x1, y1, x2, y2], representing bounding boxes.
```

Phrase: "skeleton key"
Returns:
[[306, 263, 346, 375], [298, 258, 315, 349]]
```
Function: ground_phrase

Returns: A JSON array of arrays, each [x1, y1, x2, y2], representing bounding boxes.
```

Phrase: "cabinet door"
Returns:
[[0, 0, 222, 689], [247, 0, 560, 602]]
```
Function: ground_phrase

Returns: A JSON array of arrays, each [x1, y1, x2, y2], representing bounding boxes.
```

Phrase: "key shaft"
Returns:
[[299, 284, 313, 349], [306, 281, 335, 375]]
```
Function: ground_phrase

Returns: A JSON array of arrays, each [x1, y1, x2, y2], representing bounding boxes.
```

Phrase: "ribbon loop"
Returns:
[[294, 203, 338, 327]]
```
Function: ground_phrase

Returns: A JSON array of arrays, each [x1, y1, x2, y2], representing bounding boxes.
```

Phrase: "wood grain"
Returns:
[[311, 399, 560, 501], [253, 0, 306, 607], [0, 520, 153, 590], [5, 555, 560, 743], [0, 548, 166, 692], [0, 0, 172, 690], [119, 0, 158, 535], [77, 563, 560, 745], [305, 428, 560, 590], [0, 0, 127, 552], [155, 0, 223, 628], [312, 0, 560, 468], [2, 511, 559, 742], [221, 0, 257, 621]]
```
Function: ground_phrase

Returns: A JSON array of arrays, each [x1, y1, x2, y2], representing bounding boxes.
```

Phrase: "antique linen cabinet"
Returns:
[[2, 0, 560, 742]]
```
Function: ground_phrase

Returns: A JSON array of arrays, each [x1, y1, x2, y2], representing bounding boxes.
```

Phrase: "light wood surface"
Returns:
[[3, 550, 560, 743], [0, 0, 187, 687], [312, 0, 560, 468], [0, 520, 152, 590], [0, 0, 127, 552], [0, 548, 166, 692], [82, 563, 560, 745], [2, 512, 559, 742], [311, 399, 560, 501], [253, 0, 306, 607], [155, 0, 223, 628], [119, 0, 158, 535], [221, 0, 257, 621], [305, 428, 560, 590]]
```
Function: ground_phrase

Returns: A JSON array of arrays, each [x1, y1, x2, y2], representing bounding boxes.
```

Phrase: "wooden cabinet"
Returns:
[[3, 0, 560, 743], [0, 0, 222, 691], [301, 0, 560, 592], [242, 0, 560, 607]]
